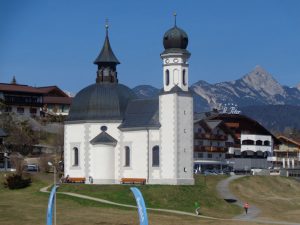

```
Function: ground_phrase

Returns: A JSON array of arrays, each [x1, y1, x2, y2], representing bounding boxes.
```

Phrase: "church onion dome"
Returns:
[[162, 13, 190, 55], [163, 26, 188, 50], [67, 83, 136, 122], [94, 25, 120, 66]]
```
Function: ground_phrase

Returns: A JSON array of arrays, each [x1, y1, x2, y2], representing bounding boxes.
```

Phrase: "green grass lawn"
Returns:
[[58, 175, 242, 218], [0, 172, 265, 225]]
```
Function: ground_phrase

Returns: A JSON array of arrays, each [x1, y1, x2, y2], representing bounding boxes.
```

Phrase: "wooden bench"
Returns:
[[120, 178, 146, 185], [66, 177, 86, 183]]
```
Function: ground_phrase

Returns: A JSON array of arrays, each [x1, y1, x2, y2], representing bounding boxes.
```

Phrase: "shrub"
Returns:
[[4, 174, 31, 189]]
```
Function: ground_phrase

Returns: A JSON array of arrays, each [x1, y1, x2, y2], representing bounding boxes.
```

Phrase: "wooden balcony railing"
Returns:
[[194, 146, 228, 153], [194, 133, 228, 141]]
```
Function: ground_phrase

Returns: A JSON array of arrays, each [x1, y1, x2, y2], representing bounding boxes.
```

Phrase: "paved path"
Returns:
[[216, 175, 261, 220], [40, 185, 300, 225]]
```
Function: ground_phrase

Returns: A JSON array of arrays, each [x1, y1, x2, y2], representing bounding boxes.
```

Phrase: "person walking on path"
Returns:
[[244, 202, 249, 214]]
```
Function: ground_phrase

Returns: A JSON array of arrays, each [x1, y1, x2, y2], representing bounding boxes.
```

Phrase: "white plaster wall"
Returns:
[[241, 134, 273, 153], [11, 106, 40, 116], [241, 134, 273, 143], [159, 94, 176, 180], [161, 53, 189, 92], [64, 123, 86, 178], [120, 130, 148, 179], [86, 122, 121, 183], [64, 122, 121, 183], [90, 144, 114, 183], [148, 130, 160, 181], [241, 145, 272, 153], [177, 95, 194, 181]]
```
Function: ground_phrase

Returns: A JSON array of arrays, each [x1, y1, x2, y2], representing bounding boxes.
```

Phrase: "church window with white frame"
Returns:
[[182, 69, 186, 86], [124, 146, 130, 167], [152, 145, 160, 167], [73, 147, 79, 166], [165, 69, 170, 86]]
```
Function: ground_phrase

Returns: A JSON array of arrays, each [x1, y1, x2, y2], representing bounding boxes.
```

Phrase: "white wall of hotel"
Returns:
[[231, 134, 273, 155], [8, 106, 40, 117]]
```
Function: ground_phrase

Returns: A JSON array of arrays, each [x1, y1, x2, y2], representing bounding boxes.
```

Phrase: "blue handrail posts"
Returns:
[[46, 185, 58, 225], [130, 187, 148, 225]]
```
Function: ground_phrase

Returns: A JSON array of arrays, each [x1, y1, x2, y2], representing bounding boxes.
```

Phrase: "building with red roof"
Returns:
[[0, 79, 72, 116]]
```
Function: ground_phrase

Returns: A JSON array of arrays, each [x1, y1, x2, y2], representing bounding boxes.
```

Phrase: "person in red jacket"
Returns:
[[244, 202, 249, 214]]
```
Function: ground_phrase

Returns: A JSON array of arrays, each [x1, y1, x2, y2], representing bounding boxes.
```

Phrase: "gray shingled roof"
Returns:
[[119, 98, 160, 131], [67, 83, 136, 122], [159, 85, 193, 96], [0, 128, 7, 137], [90, 131, 117, 146], [94, 32, 120, 65]]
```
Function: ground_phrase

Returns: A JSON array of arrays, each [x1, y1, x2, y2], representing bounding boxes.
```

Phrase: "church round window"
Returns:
[[101, 126, 107, 132]]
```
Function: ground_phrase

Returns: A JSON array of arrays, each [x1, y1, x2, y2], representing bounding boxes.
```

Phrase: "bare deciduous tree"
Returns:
[[10, 153, 24, 175]]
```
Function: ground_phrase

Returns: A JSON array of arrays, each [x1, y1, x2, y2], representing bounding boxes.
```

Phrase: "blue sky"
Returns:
[[0, 0, 299, 93]]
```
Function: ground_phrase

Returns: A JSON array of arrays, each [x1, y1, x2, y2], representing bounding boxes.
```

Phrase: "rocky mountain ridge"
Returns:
[[133, 66, 300, 112]]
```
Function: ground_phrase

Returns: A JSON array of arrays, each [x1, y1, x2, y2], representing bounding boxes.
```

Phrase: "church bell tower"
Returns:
[[158, 14, 194, 185], [161, 14, 190, 92], [94, 23, 120, 84]]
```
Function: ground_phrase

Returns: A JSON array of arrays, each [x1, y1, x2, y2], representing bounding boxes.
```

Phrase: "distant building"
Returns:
[[271, 136, 300, 169], [0, 128, 11, 170], [0, 80, 72, 116], [194, 118, 236, 171], [193, 113, 280, 172]]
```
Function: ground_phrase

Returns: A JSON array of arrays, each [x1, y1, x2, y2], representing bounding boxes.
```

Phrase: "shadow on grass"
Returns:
[[224, 199, 237, 203]]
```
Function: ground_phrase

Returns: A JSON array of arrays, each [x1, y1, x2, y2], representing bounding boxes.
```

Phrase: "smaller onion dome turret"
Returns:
[[67, 22, 137, 122], [162, 13, 190, 55]]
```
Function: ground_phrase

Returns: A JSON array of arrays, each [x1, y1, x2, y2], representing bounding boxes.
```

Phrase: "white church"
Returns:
[[64, 19, 194, 185]]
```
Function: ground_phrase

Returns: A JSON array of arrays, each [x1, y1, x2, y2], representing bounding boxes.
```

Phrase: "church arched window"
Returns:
[[182, 69, 186, 86], [165, 70, 170, 86], [152, 146, 159, 167], [73, 147, 79, 166], [124, 146, 130, 167]]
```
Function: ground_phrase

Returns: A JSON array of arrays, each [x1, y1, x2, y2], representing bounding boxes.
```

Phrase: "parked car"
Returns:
[[26, 164, 39, 172]]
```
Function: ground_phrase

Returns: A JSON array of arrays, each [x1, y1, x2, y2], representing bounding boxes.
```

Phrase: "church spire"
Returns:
[[11, 76, 17, 84], [94, 21, 120, 84]]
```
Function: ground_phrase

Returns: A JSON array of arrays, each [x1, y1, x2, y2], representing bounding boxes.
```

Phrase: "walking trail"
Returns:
[[40, 180, 300, 225], [216, 175, 260, 220]]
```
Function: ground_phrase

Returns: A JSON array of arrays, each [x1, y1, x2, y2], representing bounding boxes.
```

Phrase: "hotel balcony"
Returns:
[[194, 133, 228, 141], [267, 156, 300, 162], [194, 146, 228, 153], [241, 145, 272, 153]]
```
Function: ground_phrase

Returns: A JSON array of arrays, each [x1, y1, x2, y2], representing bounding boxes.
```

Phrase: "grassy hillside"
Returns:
[[0, 173, 259, 225], [230, 176, 300, 223], [58, 175, 242, 218]]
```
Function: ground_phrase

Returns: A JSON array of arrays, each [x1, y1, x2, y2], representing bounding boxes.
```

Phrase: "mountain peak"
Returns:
[[297, 83, 300, 91], [253, 65, 268, 74], [241, 66, 285, 96]]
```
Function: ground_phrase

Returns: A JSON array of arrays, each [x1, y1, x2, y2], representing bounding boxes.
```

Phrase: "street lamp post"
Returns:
[[48, 162, 56, 225]]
